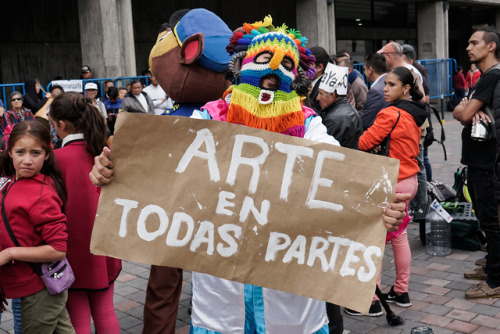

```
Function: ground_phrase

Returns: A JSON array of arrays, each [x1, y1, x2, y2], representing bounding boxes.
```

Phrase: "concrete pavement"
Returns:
[[2, 104, 499, 334]]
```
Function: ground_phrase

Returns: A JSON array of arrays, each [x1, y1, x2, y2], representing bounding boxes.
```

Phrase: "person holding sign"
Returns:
[[315, 63, 363, 149], [356, 66, 428, 313], [91, 16, 410, 333]]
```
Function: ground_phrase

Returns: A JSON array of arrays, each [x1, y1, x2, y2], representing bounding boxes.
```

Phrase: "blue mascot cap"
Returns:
[[174, 8, 233, 72]]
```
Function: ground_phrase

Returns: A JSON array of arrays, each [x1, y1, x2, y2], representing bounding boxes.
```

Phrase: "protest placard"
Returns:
[[51, 80, 83, 93], [90, 113, 399, 313]]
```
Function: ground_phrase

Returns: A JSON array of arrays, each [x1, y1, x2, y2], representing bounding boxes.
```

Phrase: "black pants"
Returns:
[[468, 167, 500, 287], [326, 303, 343, 334]]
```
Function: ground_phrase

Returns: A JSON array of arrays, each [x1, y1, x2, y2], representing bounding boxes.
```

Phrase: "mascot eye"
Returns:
[[158, 30, 172, 42], [255, 52, 273, 64]]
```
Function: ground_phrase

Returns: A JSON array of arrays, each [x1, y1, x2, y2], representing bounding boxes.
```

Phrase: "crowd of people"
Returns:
[[0, 7, 498, 334]]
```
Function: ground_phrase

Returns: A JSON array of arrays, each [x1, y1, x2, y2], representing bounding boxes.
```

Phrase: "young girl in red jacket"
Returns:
[[0, 121, 75, 333], [356, 66, 428, 314], [49, 92, 121, 333]]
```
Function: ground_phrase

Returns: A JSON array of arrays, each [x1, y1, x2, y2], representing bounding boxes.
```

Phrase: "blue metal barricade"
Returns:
[[418, 58, 456, 100], [0, 83, 26, 108], [46, 76, 151, 97]]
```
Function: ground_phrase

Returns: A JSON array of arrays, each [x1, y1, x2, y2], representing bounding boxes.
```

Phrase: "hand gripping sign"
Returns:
[[90, 113, 399, 313]]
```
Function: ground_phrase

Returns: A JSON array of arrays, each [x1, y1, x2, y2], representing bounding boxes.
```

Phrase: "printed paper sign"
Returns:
[[90, 113, 399, 313], [319, 63, 348, 95], [51, 80, 84, 93]]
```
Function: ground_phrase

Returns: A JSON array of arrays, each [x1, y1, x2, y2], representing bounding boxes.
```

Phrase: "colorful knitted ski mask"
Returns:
[[224, 17, 316, 137]]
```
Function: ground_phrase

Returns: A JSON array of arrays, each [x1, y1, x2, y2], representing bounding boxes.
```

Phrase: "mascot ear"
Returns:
[[180, 33, 204, 64]]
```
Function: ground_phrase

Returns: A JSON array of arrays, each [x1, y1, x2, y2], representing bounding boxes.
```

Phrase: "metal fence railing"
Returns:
[[418, 58, 456, 100], [0, 76, 152, 108], [0, 59, 456, 108]]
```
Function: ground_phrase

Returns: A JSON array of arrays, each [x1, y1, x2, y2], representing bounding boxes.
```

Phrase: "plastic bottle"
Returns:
[[425, 208, 451, 256]]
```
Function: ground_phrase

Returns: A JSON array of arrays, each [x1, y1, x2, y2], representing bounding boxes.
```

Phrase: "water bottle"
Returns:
[[425, 202, 451, 256]]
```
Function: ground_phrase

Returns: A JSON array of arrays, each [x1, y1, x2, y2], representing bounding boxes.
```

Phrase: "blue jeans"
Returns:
[[468, 167, 500, 287], [12, 298, 22, 334], [423, 147, 432, 182]]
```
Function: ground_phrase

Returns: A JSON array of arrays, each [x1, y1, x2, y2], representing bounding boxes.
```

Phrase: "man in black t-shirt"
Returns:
[[453, 27, 500, 300]]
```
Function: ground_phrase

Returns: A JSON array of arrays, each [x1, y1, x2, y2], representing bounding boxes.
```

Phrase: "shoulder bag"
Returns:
[[375, 111, 400, 156], [1, 181, 74, 295]]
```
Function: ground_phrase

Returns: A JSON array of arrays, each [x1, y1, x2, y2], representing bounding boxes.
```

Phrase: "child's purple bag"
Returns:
[[39, 259, 75, 295]]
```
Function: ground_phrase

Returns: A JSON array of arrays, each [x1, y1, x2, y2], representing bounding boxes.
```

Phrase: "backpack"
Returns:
[[453, 167, 471, 202]]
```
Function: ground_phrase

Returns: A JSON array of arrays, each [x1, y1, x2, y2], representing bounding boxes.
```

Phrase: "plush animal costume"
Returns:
[[145, 8, 233, 334], [189, 17, 338, 333], [149, 8, 232, 115]]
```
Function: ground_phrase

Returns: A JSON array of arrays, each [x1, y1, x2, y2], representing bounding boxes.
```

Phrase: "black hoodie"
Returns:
[[392, 100, 428, 127], [23, 78, 47, 113]]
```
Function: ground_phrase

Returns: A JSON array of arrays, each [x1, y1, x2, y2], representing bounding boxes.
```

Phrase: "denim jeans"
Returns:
[[410, 144, 427, 213], [467, 167, 500, 287], [12, 298, 22, 334], [423, 147, 432, 182]]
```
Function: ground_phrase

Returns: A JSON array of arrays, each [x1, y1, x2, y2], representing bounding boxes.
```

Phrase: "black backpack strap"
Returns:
[[429, 104, 447, 160]]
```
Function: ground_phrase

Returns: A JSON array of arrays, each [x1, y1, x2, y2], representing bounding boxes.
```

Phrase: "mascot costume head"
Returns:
[[149, 8, 232, 112], [222, 16, 316, 137]]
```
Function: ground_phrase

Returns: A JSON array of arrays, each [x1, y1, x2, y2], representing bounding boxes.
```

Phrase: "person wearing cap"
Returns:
[[315, 63, 363, 149], [120, 79, 154, 115], [84, 82, 108, 122], [378, 42, 425, 102], [80, 65, 93, 79]]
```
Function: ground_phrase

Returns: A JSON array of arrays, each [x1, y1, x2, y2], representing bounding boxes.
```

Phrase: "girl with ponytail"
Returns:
[[49, 92, 121, 333], [356, 66, 428, 313]]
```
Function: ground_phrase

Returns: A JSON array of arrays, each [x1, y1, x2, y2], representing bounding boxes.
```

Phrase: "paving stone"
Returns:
[[470, 314, 500, 329], [468, 303, 500, 317], [118, 315, 142, 330], [444, 298, 477, 310], [421, 304, 452, 316], [421, 294, 452, 305], [471, 327, 500, 334], [411, 266, 430, 275], [115, 299, 142, 312], [397, 309, 427, 322], [444, 319, 479, 333], [423, 285, 452, 296], [445, 308, 476, 322], [444, 280, 474, 291], [420, 313, 452, 327], [117, 273, 138, 282]]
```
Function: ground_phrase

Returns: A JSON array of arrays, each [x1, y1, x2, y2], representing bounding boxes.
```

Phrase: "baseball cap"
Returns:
[[85, 82, 98, 90], [377, 42, 403, 55], [402, 44, 417, 60], [81, 65, 92, 73]]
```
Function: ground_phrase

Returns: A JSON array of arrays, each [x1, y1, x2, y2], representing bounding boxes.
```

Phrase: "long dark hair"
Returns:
[[50, 92, 106, 157], [390, 66, 424, 102], [1, 121, 67, 203]]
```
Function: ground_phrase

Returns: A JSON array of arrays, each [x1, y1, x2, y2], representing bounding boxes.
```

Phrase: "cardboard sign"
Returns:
[[90, 113, 399, 313]]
